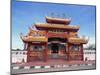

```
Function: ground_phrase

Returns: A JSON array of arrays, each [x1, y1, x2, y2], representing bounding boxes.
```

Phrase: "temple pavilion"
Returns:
[[21, 16, 88, 62]]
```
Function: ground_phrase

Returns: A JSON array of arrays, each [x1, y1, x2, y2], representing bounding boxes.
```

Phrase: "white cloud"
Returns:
[[84, 37, 95, 48]]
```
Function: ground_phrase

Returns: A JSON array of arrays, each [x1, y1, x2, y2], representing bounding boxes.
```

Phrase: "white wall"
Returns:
[[11, 50, 95, 63], [12, 51, 27, 63], [84, 50, 96, 60]]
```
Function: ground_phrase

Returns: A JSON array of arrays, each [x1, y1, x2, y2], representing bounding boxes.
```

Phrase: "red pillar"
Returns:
[[81, 44, 84, 61], [44, 43, 48, 62], [65, 44, 67, 60], [67, 43, 70, 61], [44, 30, 48, 62], [67, 32, 70, 61]]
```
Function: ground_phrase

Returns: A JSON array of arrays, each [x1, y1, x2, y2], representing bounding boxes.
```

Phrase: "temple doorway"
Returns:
[[51, 43, 59, 53]]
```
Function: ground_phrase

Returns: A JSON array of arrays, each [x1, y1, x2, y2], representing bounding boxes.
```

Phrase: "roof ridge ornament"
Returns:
[[50, 12, 68, 19]]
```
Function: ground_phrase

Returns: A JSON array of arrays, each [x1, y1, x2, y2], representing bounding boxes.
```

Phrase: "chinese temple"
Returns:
[[21, 16, 88, 62]]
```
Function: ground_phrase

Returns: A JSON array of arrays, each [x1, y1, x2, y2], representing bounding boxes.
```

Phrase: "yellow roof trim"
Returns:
[[22, 36, 48, 42], [68, 38, 88, 44]]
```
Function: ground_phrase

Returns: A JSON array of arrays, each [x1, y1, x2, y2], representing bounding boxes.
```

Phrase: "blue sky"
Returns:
[[12, 0, 96, 49]]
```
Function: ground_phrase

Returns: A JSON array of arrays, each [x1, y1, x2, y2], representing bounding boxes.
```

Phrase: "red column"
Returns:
[[67, 31, 70, 61], [44, 30, 48, 62], [44, 43, 48, 62], [81, 44, 84, 61], [67, 43, 70, 61], [65, 44, 67, 60]]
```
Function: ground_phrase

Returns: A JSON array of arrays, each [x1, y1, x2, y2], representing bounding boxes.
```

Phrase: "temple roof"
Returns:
[[28, 29, 46, 36], [46, 16, 71, 25], [21, 36, 48, 42], [68, 37, 88, 44], [21, 36, 88, 44], [35, 23, 79, 31]]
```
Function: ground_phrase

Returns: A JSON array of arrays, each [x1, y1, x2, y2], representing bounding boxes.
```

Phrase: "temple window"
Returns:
[[33, 45, 45, 51], [60, 44, 66, 50], [34, 46, 38, 49]]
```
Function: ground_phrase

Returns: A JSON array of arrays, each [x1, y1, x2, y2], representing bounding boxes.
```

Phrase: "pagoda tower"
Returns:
[[21, 16, 88, 62]]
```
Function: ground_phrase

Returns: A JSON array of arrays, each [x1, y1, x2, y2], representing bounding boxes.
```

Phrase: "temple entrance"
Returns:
[[48, 38, 67, 59], [51, 43, 59, 53]]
